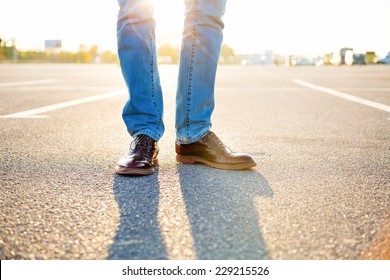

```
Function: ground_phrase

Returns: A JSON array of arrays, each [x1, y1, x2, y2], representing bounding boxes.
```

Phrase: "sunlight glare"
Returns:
[[152, 0, 184, 44]]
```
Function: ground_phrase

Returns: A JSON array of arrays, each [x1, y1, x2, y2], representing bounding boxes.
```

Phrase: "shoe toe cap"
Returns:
[[117, 156, 153, 169]]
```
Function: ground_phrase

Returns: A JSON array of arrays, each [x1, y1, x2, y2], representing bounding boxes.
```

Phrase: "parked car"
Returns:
[[365, 51, 376, 64], [377, 52, 390, 64], [352, 53, 366, 65], [331, 48, 353, 65], [289, 56, 315, 66]]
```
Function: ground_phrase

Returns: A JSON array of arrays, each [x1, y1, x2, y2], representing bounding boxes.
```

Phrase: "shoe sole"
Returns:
[[115, 159, 158, 176], [176, 155, 256, 170]]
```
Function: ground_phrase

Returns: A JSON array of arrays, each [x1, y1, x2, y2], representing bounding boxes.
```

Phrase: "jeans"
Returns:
[[117, 0, 227, 144]]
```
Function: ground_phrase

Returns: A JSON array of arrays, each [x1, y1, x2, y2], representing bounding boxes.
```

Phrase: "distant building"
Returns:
[[263, 50, 273, 65], [45, 40, 62, 49], [158, 56, 173, 64], [240, 51, 275, 66]]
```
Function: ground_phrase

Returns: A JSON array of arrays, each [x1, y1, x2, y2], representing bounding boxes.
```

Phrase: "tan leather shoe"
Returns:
[[176, 131, 256, 170]]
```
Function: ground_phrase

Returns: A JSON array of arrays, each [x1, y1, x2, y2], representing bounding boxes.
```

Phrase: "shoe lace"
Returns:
[[130, 135, 153, 159], [208, 131, 232, 151]]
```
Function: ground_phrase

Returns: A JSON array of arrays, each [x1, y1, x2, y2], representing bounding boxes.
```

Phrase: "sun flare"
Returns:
[[152, 0, 184, 41]]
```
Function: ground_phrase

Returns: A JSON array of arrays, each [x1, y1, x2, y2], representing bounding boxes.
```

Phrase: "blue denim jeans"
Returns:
[[117, 0, 227, 144]]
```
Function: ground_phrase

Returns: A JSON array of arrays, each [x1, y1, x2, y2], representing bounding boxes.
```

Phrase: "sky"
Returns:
[[1, 0, 390, 57]]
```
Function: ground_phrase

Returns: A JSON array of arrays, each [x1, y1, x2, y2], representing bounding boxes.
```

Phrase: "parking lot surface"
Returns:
[[1, 64, 389, 259]]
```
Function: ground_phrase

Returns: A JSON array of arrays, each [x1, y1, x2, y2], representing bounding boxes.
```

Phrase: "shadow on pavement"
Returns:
[[177, 164, 273, 259], [107, 172, 167, 259], [108, 165, 273, 260]]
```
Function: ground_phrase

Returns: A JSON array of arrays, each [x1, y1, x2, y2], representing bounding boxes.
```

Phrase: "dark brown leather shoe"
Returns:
[[176, 131, 256, 170], [116, 134, 158, 175]]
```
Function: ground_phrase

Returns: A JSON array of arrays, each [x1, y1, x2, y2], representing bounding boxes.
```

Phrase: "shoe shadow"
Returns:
[[177, 164, 273, 259], [107, 172, 167, 259]]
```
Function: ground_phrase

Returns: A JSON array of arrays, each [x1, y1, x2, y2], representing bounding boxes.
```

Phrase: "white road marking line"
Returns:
[[0, 89, 127, 119], [4, 86, 123, 91], [0, 79, 58, 87], [293, 79, 390, 113], [217, 87, 302, 91], [338, 88, 390, 92]]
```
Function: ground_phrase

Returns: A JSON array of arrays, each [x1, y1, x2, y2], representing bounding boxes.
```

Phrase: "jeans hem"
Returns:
[[132, 129, 162, 142], [176, 127, 210, 144]]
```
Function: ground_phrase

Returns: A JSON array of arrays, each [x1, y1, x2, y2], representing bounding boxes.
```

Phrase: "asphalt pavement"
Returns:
[[0, 63, 389, 260]]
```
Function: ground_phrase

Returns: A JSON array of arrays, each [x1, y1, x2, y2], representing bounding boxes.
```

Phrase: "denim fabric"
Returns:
[[117, 0, 227, 143]]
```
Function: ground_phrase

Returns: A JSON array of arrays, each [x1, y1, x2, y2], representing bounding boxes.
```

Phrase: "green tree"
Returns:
[[89, 45, 99, 62], [220, 43, 235, 57], [100, 50, 118, 64], [219, 43, 238, 64], [0, 37, 4, 60], [157, 44, 180, 64], [0, 38, 14, 60], [77, 44, 92, 63]]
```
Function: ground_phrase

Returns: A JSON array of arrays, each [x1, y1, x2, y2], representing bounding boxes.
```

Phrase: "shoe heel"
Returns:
[[176, 155, 196, 164], [153, 159, 159, 166]]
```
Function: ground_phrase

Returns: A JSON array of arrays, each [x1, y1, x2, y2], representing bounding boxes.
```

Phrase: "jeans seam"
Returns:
[[150, 36, 162, 132], [184, 0, 199, 139]]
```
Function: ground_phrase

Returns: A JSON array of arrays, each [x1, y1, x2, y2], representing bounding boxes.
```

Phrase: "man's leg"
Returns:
[[117, 0, 164, 141], [116, 0, 163, 175], [175, 0, 256, 170], [176, 0, 226, 144]]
